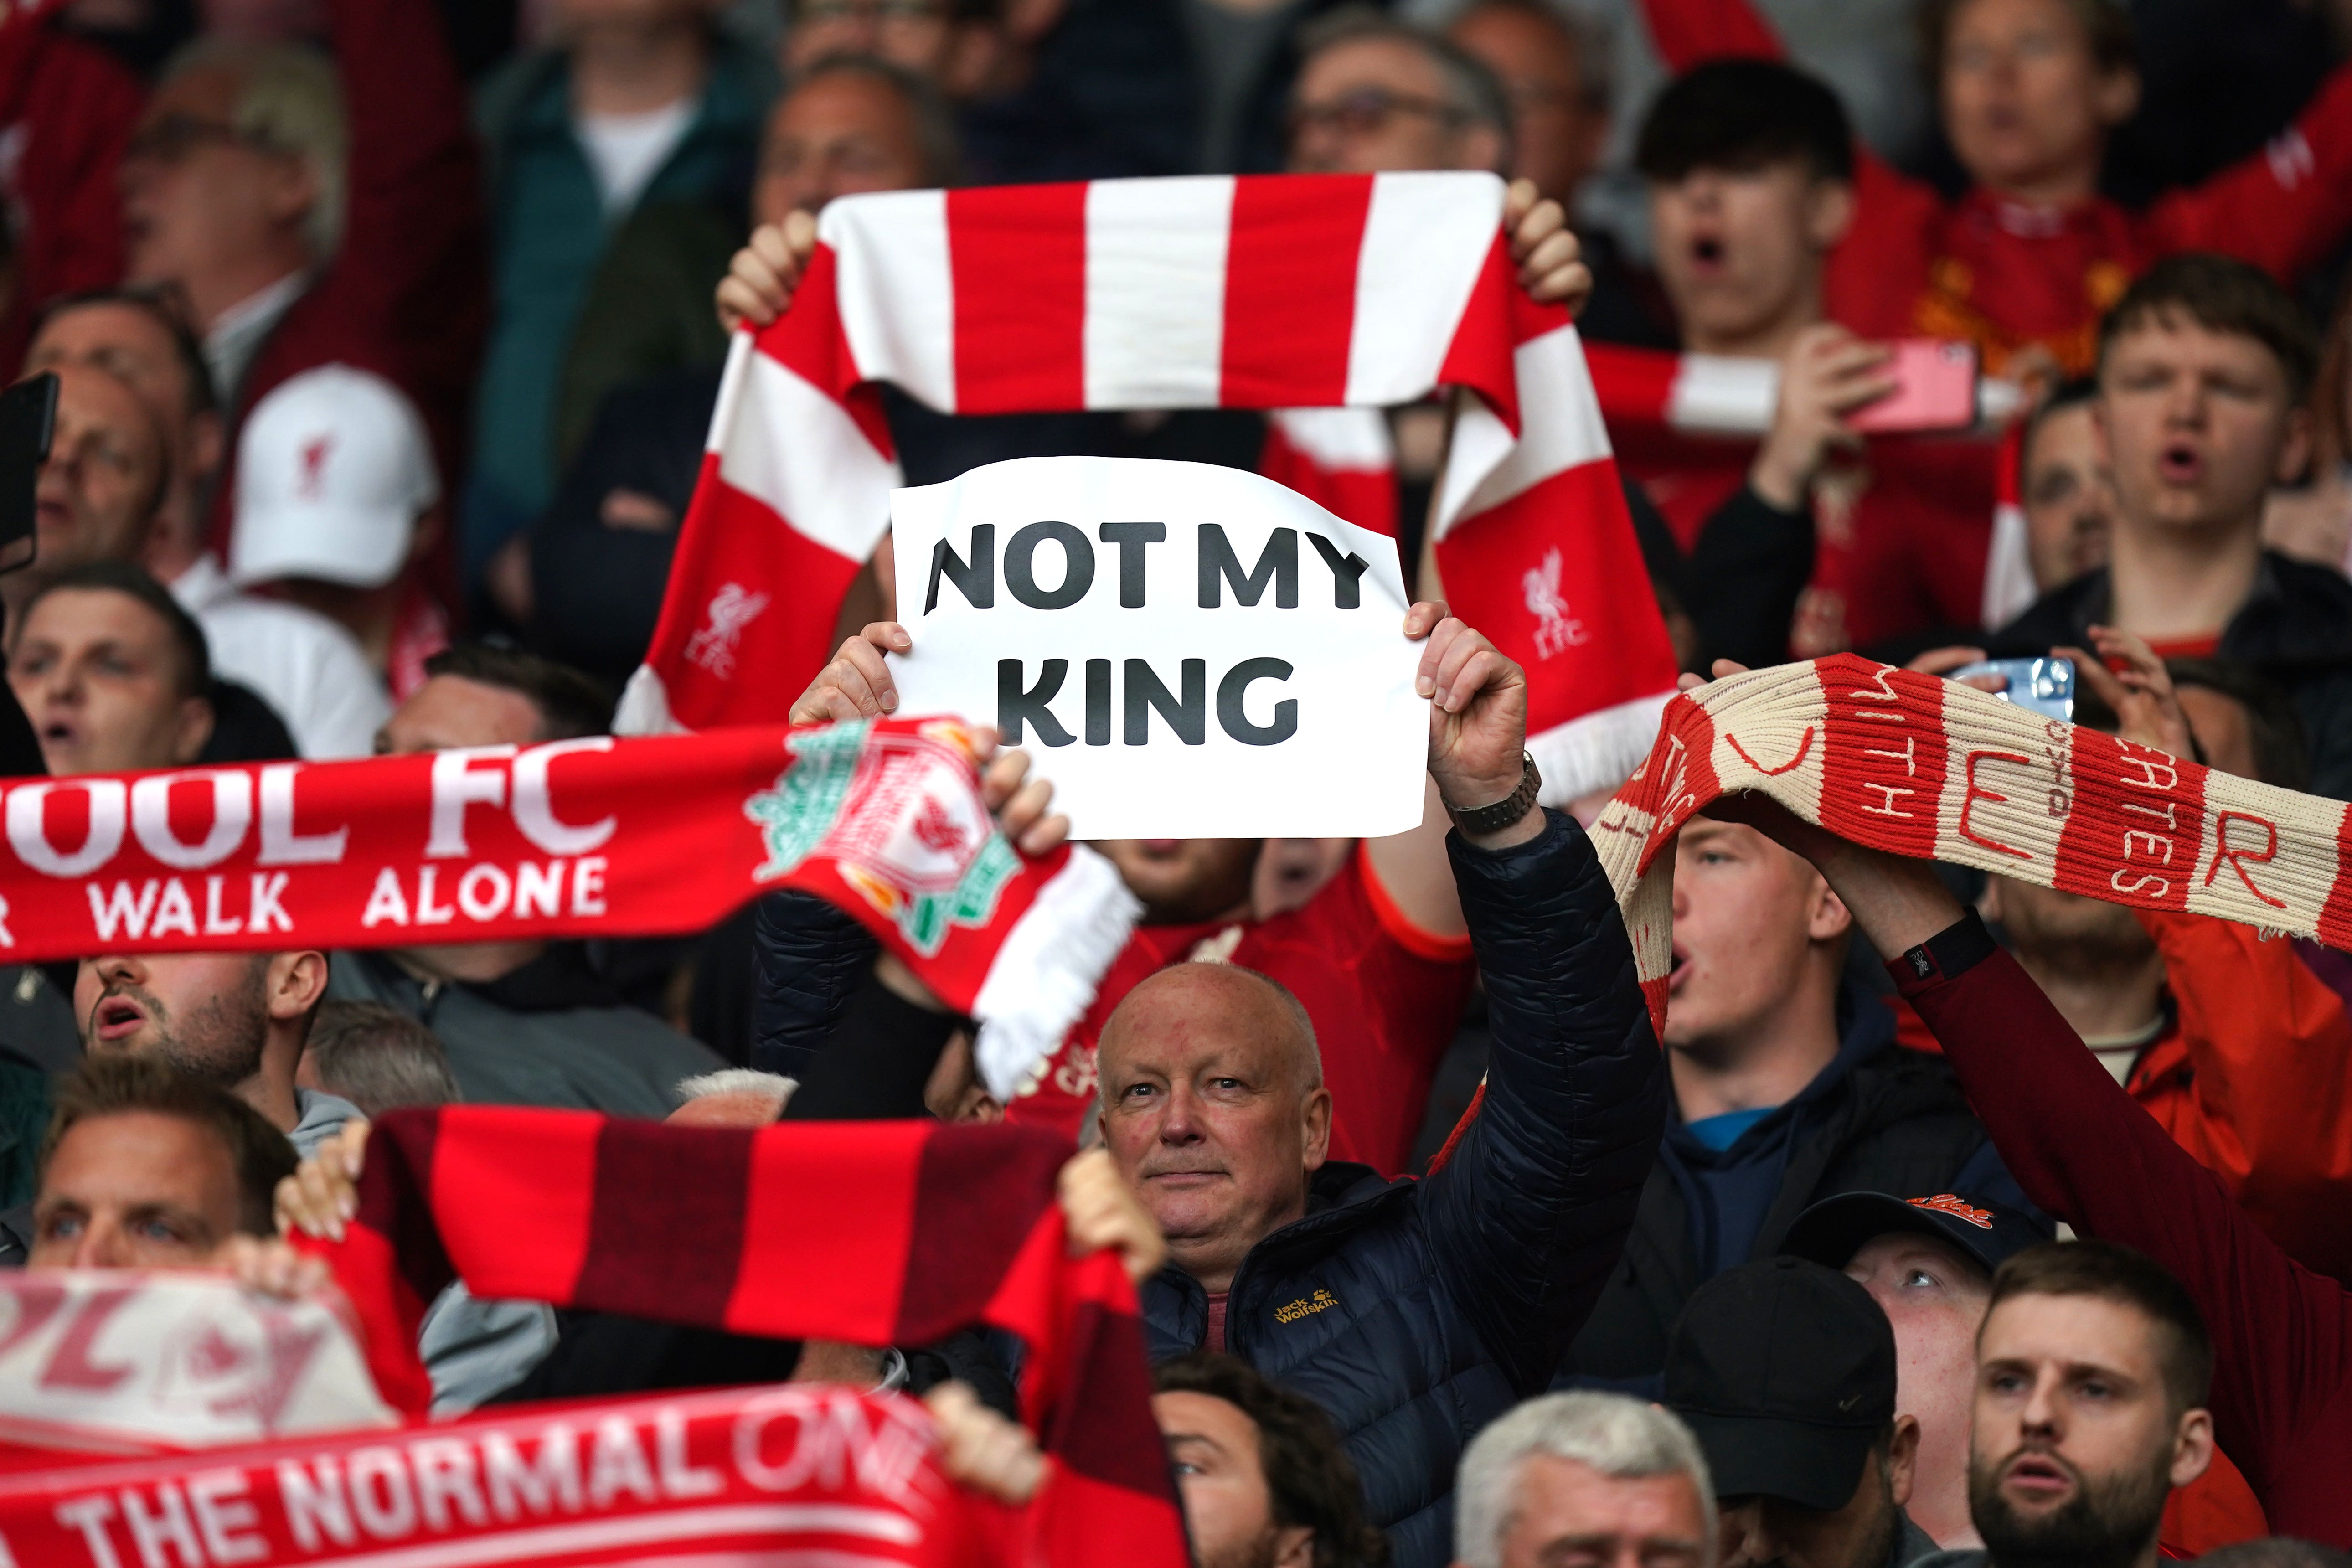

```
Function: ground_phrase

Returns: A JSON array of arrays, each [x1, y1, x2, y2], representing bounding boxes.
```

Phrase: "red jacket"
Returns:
[[1900, 918, 2352, 1546], [0, 7, 142, 370], [203, 0, 486, 577], [2126, 910, 2352, 1286], [1640, 0, 2352, 374]]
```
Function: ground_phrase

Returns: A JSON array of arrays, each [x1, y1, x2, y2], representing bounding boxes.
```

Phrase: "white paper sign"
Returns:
[[890, 457, 1425, 840]]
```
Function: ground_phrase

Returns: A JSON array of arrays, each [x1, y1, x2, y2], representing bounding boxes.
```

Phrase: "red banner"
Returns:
[[0, 1382, 1029, 1568]]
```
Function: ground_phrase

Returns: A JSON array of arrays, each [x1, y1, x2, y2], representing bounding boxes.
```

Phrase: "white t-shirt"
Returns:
[[171, 556, 393, 762], [575, 98, 696, 216]]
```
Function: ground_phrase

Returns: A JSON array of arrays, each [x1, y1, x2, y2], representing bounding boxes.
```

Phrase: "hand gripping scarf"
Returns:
[[0, 717, 1136, 1100], [1591, 656, 2352, 1037], [618, 170, 1681, 803], [0, 1114, 1186, 1568]]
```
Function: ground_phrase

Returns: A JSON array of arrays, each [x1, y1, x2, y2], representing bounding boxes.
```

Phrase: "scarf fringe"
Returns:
[[973, 845, 1143, 1101]]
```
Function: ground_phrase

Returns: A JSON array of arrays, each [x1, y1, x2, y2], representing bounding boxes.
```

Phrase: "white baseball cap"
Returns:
[[230, 364, 439, 591]]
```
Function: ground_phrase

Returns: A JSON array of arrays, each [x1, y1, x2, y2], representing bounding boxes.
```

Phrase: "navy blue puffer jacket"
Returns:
[[1140, 811, 1666, 1568]]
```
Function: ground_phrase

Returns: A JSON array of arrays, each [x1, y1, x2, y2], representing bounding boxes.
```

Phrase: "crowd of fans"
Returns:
[[7, 0, 2352, 1566]]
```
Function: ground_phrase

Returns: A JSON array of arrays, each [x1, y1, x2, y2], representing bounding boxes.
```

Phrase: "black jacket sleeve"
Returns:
[[751, 892, 880, 1082], [1418, 810, 1667, 1393], [779, 975, 958, 1121], [1679, 484, 1813, 671]]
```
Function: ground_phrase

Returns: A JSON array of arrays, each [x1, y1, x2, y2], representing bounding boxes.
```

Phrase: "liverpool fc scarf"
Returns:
[[618, 171, 1681, 803], [1593, 656, 2352, 1037], [0, 1115, 1186, 1568], [0, 718, 1135, 1099]]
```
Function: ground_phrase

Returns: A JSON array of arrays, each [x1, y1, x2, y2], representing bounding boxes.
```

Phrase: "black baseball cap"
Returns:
[[1781, 1191, 2052, 1278], [1664, 1256, 1895, 1511]]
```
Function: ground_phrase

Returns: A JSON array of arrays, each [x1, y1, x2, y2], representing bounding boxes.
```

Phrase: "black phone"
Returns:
[[0, 373, 56, 577]]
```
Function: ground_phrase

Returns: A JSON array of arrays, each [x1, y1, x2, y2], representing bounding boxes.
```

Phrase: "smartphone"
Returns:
[[1949, 656, 2075, 723], [1847, 340, 1979, 434], [0, 374, 57, 578]]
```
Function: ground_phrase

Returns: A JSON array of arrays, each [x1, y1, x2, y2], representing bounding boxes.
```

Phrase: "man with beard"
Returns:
[[1781, 1192, 2257, 1555], [1665, 1257, 1935, 1568], [74, 950, 354, 1158], [1913, 1242, 2213, 1568]]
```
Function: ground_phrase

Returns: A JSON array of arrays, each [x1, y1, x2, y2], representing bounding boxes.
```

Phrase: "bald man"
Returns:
[[1093, 621, 1668, 1568]]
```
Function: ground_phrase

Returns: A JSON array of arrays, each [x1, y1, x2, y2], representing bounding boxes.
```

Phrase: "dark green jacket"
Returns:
[[466, 36, 773, 566]]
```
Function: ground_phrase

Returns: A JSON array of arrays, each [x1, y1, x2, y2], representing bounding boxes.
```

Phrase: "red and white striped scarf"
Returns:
[[1593, 656, 2352, 1035], [619, 172, 1680, 803]]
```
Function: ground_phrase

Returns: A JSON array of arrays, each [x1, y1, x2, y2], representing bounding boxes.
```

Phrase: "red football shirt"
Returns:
[[1616, 423, 1999, 657], [1005, 845, 1476, 1176]]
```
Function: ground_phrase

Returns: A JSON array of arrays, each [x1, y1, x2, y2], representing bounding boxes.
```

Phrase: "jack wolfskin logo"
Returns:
[[1275, 1290, 1338, 1325]]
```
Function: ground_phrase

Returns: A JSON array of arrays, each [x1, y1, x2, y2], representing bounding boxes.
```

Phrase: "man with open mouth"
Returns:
[[1909, 1241, 2216, 1568]]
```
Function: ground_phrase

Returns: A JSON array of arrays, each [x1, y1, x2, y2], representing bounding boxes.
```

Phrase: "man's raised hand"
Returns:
[[792, 623, 910, 724], [1504, 178, 1592, 316], [1057, 1147, 1166, 1285], [2060, 627, 2195, 762], [715, 210, 820, 334], [275, 1117, 370, 1243], [924, 1382, 1047, 1506], [1406, 602, 1537, 845], [980, 744, 1068, 858]]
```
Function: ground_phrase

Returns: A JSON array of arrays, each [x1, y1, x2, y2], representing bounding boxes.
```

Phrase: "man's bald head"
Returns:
[[1095, 964, 1332, 1295], [1100, 963, 1323, 1100]]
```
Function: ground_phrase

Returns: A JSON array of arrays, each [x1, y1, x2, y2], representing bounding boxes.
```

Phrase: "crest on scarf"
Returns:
[[684, 582, 772, 681], [747, 720, 1020, 955], [1522, 548, 1589, 660]]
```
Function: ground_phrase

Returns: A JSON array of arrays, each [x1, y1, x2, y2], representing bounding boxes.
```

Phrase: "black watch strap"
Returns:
[[1444, 754, 1542, 836], [1895, 908, 1999, 985]]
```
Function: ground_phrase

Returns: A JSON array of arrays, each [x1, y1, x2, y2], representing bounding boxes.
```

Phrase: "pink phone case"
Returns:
[[1847, 340, 1978, 433]]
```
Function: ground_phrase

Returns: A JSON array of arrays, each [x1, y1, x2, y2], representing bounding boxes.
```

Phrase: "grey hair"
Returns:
[[1298, 6, 1516, 168], [304, 1000, 458, 1116], [787, 51, 965, 188], [676, 1068, 799, 1108], [1455, 1393, 1718, 1568], [165, 38, 349, 262]]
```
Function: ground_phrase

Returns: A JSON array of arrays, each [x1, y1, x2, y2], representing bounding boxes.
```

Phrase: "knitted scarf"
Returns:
[[617, 171, 1680, 804], [1592, 656, 2352, 1038], [0, 1114, 1186, 1568], [0, 717, 1136, 1099]]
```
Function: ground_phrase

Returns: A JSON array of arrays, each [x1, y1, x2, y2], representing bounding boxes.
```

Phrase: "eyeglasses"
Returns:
[[124, 111, 278, 165], [1287, 87, 1469, 143]]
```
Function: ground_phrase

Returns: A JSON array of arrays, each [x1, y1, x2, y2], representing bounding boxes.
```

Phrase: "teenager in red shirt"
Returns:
[[1640, 0, 2352, 377], [1615, 59, 1997, 659]]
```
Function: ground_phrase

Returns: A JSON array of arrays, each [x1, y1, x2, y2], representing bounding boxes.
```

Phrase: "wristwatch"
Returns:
[[1443, 753, 1541, 836]]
